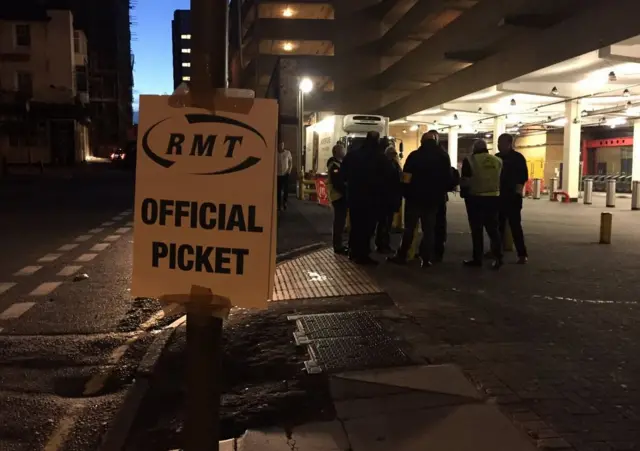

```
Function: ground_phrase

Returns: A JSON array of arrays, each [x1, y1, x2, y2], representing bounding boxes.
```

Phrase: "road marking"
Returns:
[[83, 310, 166, 396], [39, 253, 62, 263], [14, 266, 42, 276], [115, 227, 131, 234], [0, 283, 16, 295], [121, 209, 132, 215], [75, 235, 93, 242], [90, 243, 110, 251], [0, 302, 35, 320], [89, 227, 104, 234], [58, 244, 79, 251], [43, 403, 83, 451], [112, 215, 124, 221], [0, 327, 3, 333], [126, 221, 134, 226], [76, 253, 98, 262], [101, 221, 114, 226], [30, 282, 63, 296], [58, 265, 82, 277], [104, 235, 121, 242]]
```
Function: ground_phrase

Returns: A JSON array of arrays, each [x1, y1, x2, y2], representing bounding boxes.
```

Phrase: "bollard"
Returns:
[[532, 178, 541, 199], [583, 178, 593, 205], [606, 179, 616, 208], [549, 177, 559, 201], [632, 181, 640, 211], [599, 212, 612, 244]]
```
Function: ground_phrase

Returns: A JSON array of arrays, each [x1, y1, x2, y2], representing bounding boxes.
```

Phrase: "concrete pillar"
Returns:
[[448, 127, 459, 168], [492, 117, 506, 154], [562, 99, 581, 200], [633, 119, 640, 182]]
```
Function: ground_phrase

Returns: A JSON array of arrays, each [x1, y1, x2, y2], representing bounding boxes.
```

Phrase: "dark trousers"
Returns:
[[434, 201, 447, 259], [332, 197, 348, 250], [465, 196, 502, 262], [348, 204, 376, 259], [375, 212, 394, 251], [499, 196, 528, 257], [276, 174, 289, 209], [397, 202, 438, 262]]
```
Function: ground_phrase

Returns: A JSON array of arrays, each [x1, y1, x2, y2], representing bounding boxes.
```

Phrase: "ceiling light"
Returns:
[[409, 125, 418, 131], [477, 107, 483, 113], [534, 108, 539, 113], [627, 101, 632, 109], [623, 88, 631, 97], [282, 7, 294, 17], [607, 117, 627, 128], [551, 86, 559, 95], [485, 133, 492, 138], [510, 98, 516, 106], [609, 71, 617, 82], [402, 129, 407, 134], [581, 110, 588, 117], [453, 114, 458, 121], [547, 116, 552, 121], [517, 121, 523, 127], [549, 118, 567, 127], [599, 117, 606, 124], [282, 42, 294, 52]]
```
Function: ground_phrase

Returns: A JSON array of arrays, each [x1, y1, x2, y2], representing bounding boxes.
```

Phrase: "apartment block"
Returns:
[[0, 7, 91, 164], [172, 10, 192, 89]]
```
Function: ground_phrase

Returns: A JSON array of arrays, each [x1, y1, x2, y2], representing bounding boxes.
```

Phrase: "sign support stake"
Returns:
[[185, 0, 228, 450]]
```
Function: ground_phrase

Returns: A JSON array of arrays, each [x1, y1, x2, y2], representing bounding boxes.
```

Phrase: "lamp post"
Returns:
[[298, 77, 313, 173]]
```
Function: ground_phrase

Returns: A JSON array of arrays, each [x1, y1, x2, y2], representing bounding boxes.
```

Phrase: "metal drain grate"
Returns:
[[288, 312, 411, 374], [290, 311, 384, 344]]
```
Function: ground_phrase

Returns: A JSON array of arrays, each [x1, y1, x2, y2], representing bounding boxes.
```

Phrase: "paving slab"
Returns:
[[334, 364, 482, 399], [237, 422, 350, 451], [344, 404, 537, 451]]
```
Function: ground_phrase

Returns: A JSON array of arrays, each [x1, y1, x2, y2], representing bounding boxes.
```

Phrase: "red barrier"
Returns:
[[314, 176, 330, 206]]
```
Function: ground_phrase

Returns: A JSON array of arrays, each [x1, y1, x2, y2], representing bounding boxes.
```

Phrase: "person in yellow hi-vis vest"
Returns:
[[327, 144, 349, 255], [460, 139, 503, 270]]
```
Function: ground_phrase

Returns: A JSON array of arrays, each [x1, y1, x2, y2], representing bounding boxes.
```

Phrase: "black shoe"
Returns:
[[517, 256, 528, 264], [420, 258, 432, 269], [355, 256, 378, 266], [334, 246, 349, 256], [387, 255, 407, 265], [463, 259, 482, 267], [492, 259, 503, 270]]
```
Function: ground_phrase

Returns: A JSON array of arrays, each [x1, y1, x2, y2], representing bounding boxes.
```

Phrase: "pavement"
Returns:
[[0, 164, 171, 451], [224, 194, 640, 451]]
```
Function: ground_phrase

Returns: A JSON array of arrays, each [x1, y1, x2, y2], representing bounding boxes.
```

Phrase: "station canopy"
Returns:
[[391, 36, 640, 138]]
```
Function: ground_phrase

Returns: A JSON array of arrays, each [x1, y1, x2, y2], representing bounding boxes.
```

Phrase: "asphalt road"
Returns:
[[0, 165, 164, 451]]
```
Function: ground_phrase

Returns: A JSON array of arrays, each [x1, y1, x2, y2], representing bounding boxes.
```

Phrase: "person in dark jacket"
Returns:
[[388, 132, 452, 268], [496, 133, 529, 263], [341, 131, 386, 265], [375, 139, 402, 253], [426, 129, 452, 262], [327, 144, 348, 255]]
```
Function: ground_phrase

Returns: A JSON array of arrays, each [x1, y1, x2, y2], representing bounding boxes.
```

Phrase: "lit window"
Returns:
[[182, 62, 191, 67], [282, 8, 294, 17], [182, 76, 191, 81], [181, 34, 191, 39], [181, 48, 191, 53], [282, 42, 294, 52]]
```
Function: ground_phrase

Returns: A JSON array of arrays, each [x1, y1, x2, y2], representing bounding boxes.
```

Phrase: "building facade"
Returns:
[[172, 10, 191, 89], [0, 7, 91, 165]]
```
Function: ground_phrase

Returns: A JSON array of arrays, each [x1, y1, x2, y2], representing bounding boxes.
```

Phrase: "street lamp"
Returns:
[[298, 77, 313, 173]]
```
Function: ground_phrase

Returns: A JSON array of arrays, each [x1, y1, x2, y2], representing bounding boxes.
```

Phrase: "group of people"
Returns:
[[325, 130, 529, 269]]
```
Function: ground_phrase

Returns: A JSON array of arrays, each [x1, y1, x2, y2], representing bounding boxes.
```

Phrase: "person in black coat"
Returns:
[[375, 138, 402, 253], [388, 132, 452, 268], [341, 131, 386, 265]]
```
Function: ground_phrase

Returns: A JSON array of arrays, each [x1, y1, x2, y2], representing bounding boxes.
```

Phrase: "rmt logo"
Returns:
[[142, 113, 267, 175]]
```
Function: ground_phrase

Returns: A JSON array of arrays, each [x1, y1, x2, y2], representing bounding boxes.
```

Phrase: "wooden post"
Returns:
[[185, 0, 228, 450]]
